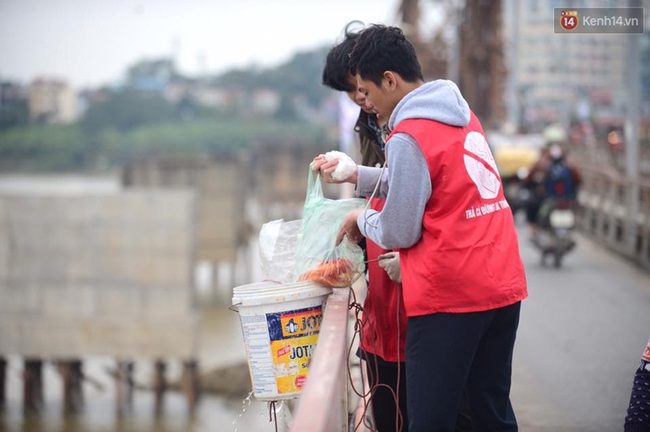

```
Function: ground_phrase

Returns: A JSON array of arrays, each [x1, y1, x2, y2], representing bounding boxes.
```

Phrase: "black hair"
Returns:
[[349, 24, 423, 87], [322, 21, 364, 92]]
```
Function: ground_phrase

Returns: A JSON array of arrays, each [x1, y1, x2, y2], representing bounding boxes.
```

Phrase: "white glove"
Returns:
[[324, 151, 357, 181], [378, 252, 401, 283]]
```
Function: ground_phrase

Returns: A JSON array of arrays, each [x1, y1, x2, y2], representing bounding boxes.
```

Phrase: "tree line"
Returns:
[[0, 47, 336, 172]]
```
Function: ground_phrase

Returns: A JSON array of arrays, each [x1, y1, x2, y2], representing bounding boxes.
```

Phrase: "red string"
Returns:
[[346, 287, 406, 432]]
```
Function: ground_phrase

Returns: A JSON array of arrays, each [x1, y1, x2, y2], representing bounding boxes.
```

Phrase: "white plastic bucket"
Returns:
[[231, 281, 332, 400]]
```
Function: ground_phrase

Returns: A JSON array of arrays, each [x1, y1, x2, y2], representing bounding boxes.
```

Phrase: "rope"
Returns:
[[346, 282, 407, 432], [268, 400, 278, 432]]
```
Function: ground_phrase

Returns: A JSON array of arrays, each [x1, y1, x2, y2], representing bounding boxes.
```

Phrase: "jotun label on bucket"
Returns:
[[266, 305, 323, 394]]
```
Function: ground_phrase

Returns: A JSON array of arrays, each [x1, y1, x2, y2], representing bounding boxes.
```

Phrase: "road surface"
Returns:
[[511, 225, 650, 432]]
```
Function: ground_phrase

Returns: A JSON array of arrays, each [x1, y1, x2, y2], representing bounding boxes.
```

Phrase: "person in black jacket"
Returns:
[[322, 21, 387, 168], [322, 21, 407, 432], [624, 336, 650, 431]]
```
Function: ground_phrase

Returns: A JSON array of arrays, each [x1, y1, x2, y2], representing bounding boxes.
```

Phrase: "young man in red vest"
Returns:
[[312, 24, 528, 431]]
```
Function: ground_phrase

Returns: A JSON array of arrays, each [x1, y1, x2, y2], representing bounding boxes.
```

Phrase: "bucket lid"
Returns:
[[233, 280, 282, 292], [232, 281, 332, 307]]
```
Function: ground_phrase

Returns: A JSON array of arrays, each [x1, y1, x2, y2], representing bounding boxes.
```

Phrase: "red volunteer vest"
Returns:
[[390, 114, 528, 316], [360, 197, 407, 363]]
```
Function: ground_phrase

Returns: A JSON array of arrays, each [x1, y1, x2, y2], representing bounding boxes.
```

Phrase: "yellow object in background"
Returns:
[[494, 146, 540, 178], [487, 132, 545, 178]]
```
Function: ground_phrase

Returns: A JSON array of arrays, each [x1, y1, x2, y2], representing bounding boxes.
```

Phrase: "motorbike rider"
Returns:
[[536, 144, 582, 230], [523, 136, 581, 242]]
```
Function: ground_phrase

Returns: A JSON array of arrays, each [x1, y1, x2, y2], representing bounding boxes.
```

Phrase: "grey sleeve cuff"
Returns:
[[356, 209, 387, 248], [355, 166, 385, 198]]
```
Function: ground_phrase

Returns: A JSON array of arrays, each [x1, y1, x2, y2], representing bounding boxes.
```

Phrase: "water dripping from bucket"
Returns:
[[232, 391, 254, 431]]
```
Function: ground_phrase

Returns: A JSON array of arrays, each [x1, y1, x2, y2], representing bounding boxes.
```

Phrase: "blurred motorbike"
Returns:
[[533, 199, 577, 268]]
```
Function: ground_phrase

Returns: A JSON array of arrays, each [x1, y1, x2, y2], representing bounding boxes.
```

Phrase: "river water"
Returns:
[[1, 305, 287, 432], [0, 174, 293, 432]]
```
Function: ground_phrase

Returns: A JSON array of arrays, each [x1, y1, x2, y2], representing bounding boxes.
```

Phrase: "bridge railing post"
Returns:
[[291, 288, 351, 432]]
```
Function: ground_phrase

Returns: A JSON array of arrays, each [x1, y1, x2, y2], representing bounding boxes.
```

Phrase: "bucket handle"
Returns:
[[229, 302, 242, 312]]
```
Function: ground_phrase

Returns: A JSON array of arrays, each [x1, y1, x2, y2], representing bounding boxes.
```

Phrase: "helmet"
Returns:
[[543, 123, 567, 145]]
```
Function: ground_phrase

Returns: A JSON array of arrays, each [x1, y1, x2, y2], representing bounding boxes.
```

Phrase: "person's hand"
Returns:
[[336, 209, 363, 245], [378, 252, 401, 283], [311, 154, 357, 184]]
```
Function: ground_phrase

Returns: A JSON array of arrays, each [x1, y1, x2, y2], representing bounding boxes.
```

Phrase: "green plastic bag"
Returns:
[[293, 169, 367, 286]]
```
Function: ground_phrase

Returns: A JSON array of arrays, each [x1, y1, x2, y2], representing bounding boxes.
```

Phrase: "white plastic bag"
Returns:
[[258, 219, 302, 284]]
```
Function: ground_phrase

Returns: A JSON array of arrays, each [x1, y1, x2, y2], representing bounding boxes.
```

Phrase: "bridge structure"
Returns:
[[0, 130, 647, 429], [0, 141, 325, 417]]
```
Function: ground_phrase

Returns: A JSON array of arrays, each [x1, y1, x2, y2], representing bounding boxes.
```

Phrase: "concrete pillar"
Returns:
[[23, 359, 43, 414], [58, 359, 84, 414], [624, 1, 641, 255], [115, 360, 134, 416], [0, 357, 6, 409], [182, 360, 200, 412], [153, 359, 167, 416], [215, 261, 221, 303]]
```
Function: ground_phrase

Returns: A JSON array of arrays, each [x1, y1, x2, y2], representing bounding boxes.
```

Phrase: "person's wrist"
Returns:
[[349, 168, 358, 185]]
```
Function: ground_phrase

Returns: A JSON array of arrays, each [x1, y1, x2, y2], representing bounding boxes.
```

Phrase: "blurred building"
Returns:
[[28, 78, 78, 124], [125, 58, 176, 91], [0, 81, 29, 128], [635, 28, 650, 149], [251, 88, 281, 116], [0, 81, 26, 106], [503, 0, 633, 132]]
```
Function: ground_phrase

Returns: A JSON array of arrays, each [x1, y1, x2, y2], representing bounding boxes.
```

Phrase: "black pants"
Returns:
[[362, 354, 474, 432], [362, 352, 409, 432], [405, 302, 521, 432]]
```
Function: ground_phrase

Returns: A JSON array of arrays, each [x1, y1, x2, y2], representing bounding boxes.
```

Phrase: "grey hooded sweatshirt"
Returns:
[[355, 80, 471, 250]]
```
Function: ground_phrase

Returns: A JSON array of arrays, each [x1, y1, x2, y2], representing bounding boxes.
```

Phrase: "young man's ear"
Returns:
[[383, 71, 398, 90]]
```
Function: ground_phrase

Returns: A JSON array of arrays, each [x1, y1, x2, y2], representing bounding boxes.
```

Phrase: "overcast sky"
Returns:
[[0, 0, 402, 89]]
